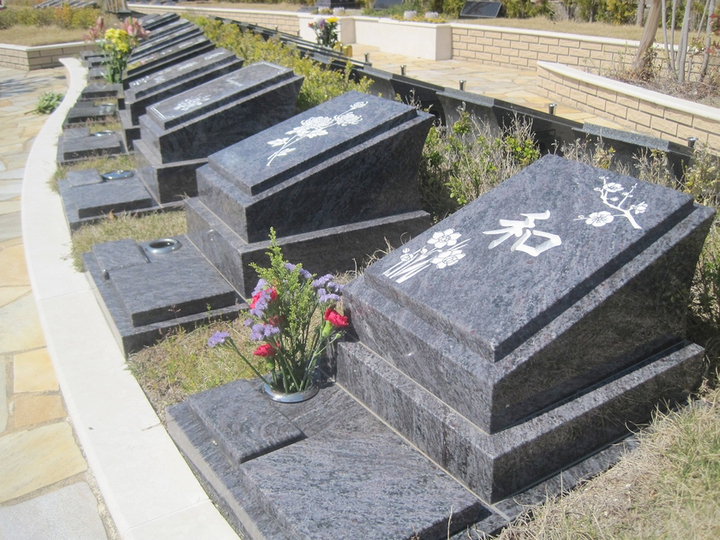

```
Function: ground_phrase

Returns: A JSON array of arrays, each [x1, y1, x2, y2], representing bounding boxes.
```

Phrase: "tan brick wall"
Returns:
[[450, 26, 637, 75], [0, 43, 93, 71], [537, 63, 720, 150]]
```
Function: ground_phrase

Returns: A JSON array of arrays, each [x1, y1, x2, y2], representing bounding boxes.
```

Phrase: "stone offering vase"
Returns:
[[208, 230, 349, 401]]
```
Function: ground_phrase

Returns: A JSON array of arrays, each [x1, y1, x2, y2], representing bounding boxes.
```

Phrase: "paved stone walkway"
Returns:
[[0, 66, 112, 540]]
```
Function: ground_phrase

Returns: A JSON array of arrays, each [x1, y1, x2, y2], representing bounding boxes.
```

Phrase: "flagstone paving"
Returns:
[[0, 65, 110, 539]]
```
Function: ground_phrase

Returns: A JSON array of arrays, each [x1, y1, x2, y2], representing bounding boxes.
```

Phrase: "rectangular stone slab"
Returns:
[[363, 154, 697, 363], [146, 62, 297, 130], [124, 48, 244, 125], [204, 91, 419, 197], [110, 255, 237, 327], [129, 21, 201, 60], [186, 380, 304, 465]]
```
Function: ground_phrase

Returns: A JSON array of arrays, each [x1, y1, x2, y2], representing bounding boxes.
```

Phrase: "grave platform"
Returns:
[[83, 236, 243, 355], [56, 127, 126, 164], [57, 169, 171, 230], [166, 375, 640, 539]]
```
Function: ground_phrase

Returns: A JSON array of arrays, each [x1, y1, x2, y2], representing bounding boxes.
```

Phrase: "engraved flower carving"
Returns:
[[632, 201, 648, 214], [431, 249, 466, 269], [427, 229, 461, 249], [334, 112, 362, 126], [585, 211, 614, 227]]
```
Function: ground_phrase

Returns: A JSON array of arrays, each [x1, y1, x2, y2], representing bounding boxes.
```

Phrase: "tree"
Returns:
[[633, 0, 663, 74]]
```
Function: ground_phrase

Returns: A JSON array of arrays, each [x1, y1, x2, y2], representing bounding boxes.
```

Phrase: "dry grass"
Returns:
[[491, 384, 720, 540], [0, 25, 87, 45], [70, 210, 187, 271], [127, 318, 263, 422]]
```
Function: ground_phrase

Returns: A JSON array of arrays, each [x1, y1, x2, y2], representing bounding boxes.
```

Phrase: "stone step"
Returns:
[[167, 380, 498, 540], [335, 338, 704, 503]]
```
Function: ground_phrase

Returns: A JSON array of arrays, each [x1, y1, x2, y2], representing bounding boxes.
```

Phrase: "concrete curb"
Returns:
[[21, 58, 238, 540]]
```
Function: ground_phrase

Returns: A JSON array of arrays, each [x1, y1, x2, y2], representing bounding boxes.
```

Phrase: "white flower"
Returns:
[[334, 112, 362, 126], [400, 248, 413, 262], [350, 101, 368, 110], [427, 229, 461, 249], [267, 138, 289, 147], [633, 201, 648, 214], [585, 211, 614, 227], [605, 182, 624, 193], [431, 249, 466, 269], [287, 116, 334, 138]]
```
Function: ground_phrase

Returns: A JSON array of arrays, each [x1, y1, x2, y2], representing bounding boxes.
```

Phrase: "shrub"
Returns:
[[34, 90, 64, 114], [502, 0, 554, 19], [194, 17, 371, 111], [419, 110, 540, 219]]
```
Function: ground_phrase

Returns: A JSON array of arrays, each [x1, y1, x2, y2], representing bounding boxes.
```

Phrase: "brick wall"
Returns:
[[0, 42, 93, 70], [538, 62, 720, 149], [452, 24, 635, 74]]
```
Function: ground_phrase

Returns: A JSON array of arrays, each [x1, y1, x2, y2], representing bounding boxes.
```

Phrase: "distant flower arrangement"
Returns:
[[309, 16, 339, 48]]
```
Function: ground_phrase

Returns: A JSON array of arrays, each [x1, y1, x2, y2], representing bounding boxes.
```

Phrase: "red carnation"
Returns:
[[324, 308, 349, 328], [250, 287, 278, 309], [253, 343, 275, 357]]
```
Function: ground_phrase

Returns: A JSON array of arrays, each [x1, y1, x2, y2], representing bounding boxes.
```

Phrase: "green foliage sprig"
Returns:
[[193, 17, 371, 111], [33, 90, 64, 114]]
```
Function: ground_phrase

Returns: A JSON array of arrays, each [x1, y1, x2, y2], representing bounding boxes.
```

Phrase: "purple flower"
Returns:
[[252, 279, 268, 295], [326, 280, 344, 294], [313, 274, 333, 288], [264, 324, 280, 337], [286, 262, 312, 280], [250, 323, 265, 341], [243, 318, 253, 327], [318, 288, 341, 303], [208, 331, 230, 347]]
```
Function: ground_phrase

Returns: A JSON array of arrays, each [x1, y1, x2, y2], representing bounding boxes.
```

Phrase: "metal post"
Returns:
[[459, 80, 466, 91], [548, 103, 556, 115], [400, 65, 406, 76], [688, 137, 698, 149]]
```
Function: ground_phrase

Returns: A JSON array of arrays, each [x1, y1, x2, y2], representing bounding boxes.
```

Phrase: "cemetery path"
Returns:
[[0, 66, 112, 539], [350, 44, 626, 129]]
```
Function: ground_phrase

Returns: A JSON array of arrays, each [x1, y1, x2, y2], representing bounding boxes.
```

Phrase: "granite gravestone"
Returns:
[[120, 48, 244, 147], [121, 34, 216, 88], [163, 157, 712, 539], [56, 127, 125, 165], [460, 1, 503, 18], [338, 154, 714, 502], [187, 90, 434, 296], [133, 61, 303, 203]]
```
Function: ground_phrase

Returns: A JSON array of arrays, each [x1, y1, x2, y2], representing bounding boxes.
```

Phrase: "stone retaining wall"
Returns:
[[0, 42, 94, 70], [538, 61, 720, 149], [451, 24, 635, 74]]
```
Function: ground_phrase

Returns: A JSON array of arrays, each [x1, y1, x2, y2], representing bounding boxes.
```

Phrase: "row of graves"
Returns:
[[56, 13, 716, 539]]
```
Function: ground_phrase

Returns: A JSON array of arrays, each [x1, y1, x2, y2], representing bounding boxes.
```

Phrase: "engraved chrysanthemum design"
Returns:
[[172, 94, 211, 113], [266, 101, 368, 166], [576, 175, 649, 230], [383, 228, 470, 283]]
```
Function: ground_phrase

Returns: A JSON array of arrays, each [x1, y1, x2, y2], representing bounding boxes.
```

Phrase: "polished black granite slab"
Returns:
[[122, 35, 215, 89], [128, 20, 201, 61], [137, 62, 303, 165], [123, 48, 244, 125], [196, 91, 433, 243], [83, 235, 243, 355], [56, 128, 125, 164]]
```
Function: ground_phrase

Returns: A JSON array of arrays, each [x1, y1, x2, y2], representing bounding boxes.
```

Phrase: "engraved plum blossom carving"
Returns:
[[576, 176, 648, 230], [383, 229, 470, 283], [266, 101, 367, 166]]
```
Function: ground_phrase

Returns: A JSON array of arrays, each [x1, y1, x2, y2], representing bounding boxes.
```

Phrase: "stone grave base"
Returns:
[[118, 109, 140, 151], [166, 376, 640, 540], [58, 169, 157, 230], [335, 338, 703, 502], [56, 127, 126, 164], [83, 235, 243, 355], [185, 197, 432, 297], [134, 138, 207, 202]]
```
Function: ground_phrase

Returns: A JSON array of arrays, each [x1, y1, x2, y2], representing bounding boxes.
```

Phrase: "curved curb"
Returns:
[[21, 58, 238, 540]]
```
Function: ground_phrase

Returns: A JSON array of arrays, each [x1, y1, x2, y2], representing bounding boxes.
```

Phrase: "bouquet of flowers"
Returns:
[[85, 17, 149, 83], [209, 230, 348, 394], [308, 16, 339, 49]]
